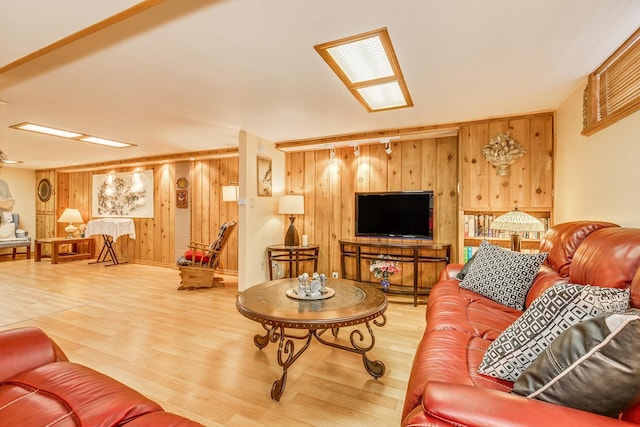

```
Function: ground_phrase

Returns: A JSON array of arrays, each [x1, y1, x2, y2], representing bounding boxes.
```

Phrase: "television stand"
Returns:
[[339, 239, 451, 306]]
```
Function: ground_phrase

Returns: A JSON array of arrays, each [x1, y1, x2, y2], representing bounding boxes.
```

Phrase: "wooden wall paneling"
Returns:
[[301, 151, 315, 246], [207, 160, 219, 245], [191, 161, 204, 243], [35, 213, 55, 240], [314, 151, 332, 275], [387, 141, 403, 191], [340, 147, 358, 279], [506, 118, 531, 209], [35, 170, 57, 239], [356, 144, 371, 192], [219, 157, 239, 270], [488, 119, 529, 209], [55, 172, 70, 237], [529, 115, 554, 208], [160, 165, 174, 264], [369, 144, 387, 192], [401, 140, 422, 190], [329, 149, 343, 278], [341, 147, 357, 246], [435, 136, 459, 267], [200, 161, 212, 244], [460, 123, 490, 209]]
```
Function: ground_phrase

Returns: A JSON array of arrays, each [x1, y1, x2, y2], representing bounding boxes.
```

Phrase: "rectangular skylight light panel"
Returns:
[[315, 28, 413, 112], [80, 136, 132, 148], [18, 123, 82, 138], [326, 35, 394, 83], [357, 82, 407, 110]]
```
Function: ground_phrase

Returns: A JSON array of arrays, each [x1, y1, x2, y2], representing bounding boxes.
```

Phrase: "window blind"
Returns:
[[583, 28, 640, 135]]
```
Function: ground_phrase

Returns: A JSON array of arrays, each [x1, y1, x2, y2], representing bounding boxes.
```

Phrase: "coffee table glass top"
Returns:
[[236, 278, 387, 328]]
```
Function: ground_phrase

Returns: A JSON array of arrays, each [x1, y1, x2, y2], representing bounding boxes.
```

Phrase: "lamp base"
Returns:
[[65, 224, 77, 239], [510, 233, 522, 252], [284, 216, 300, 246]]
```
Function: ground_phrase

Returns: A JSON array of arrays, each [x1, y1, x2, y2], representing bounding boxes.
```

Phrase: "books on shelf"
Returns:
[[463, 214, 550, 240], [463, 244, 540, 262]]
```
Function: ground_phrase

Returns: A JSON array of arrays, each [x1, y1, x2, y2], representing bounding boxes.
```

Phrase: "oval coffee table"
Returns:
[[236, 278, 388, 400]]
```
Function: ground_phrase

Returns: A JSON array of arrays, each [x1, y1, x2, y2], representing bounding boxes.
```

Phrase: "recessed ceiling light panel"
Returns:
[[10, 122, 135, 148], [16, 123, 82, 138], [315, 27, 413, 112], [326, 36, 393, 83], [80, 136, 131, 148], [357, 82, 407, 110]]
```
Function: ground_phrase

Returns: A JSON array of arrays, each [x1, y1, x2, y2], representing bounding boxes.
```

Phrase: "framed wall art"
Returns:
[[257, 155, 272, 197], [176, 189, 188, 208], [92, 170, 154, 218]]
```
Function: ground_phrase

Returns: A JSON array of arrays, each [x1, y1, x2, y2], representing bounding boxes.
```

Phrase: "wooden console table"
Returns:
[[339, 239, 451, 306], [35, 237, 95, 264]]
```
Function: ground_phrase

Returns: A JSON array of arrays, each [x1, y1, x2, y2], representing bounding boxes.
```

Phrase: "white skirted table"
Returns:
[[85, 218, 136, 266]]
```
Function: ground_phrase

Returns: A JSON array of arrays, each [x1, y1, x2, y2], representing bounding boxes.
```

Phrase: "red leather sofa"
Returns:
[[402, 221, 640, 426], [0, 327, 203, 426]]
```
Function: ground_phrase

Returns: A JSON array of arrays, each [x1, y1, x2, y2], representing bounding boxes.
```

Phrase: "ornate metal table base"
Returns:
[[254, 315, 387, 401], [237, 279, 388, 401]]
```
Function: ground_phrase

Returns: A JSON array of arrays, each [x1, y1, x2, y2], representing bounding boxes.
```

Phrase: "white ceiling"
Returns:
[[1, 0, 640, 170]]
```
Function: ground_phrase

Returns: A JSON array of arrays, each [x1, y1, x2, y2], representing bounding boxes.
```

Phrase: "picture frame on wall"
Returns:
[[92, 170, 154, 218], [257, 155, 272, 197], [176, 189, 188, 208]]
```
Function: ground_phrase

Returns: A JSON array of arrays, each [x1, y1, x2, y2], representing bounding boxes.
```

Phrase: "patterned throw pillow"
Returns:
[[0, 212, 12, 224], [459, 240, 548, 310], [0, 222, 15, 239], [479, 283, 630, 382], [512, 311, 640, 417]]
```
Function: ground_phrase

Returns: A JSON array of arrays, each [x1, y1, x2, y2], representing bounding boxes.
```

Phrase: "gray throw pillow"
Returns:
[[512, 311, 640, 418], [459, 240, 547, 310], [455, 252, 476, 281], [479, 283, 630, 382]]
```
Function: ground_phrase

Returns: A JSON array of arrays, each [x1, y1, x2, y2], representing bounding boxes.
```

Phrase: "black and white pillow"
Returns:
[[512, 310, 640, 417], [479, 283, 630, 382], [459, 240, 547, 310]]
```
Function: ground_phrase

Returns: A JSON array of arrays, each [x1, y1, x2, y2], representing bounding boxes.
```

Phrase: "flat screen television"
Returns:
[[355, 191, 434, 239]]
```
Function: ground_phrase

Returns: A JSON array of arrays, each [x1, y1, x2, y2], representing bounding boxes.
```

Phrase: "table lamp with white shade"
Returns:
[[278, 195, 304, 246], [490, 207, 544, 252], [57, 208, 84, 238]]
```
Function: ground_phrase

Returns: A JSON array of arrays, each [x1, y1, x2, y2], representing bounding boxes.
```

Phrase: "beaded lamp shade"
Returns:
[[490, 208, 544, 251]]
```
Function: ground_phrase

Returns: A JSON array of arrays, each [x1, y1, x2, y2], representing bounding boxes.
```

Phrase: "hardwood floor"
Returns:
[[0, 258, 426, 426]]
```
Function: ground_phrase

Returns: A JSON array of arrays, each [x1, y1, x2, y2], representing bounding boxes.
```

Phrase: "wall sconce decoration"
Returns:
[[482, 132, 526, 176]]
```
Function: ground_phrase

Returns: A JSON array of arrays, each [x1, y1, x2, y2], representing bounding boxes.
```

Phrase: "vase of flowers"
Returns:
[[370, 256, 401, 290]]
